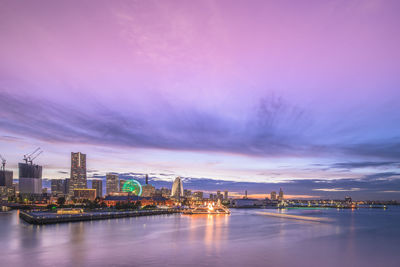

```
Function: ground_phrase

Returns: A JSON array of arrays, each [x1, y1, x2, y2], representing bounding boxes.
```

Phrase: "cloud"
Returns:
[[364, 172, 400, 180], [330, 161, 399, 169], [0, 91, 314, 157], [313, 188, 362, 192]]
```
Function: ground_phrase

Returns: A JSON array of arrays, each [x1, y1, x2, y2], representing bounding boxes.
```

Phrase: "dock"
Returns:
[[19, 209, 178, 224]]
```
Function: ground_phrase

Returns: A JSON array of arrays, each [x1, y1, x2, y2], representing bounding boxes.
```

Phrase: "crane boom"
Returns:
[[23, 147, 41, 163], [29, 150, 43, 164]]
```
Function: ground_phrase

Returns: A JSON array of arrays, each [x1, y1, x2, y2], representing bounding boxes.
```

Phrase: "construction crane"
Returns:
[[0, 154, 5, 171], [28, 150, 43, 165], [23, 147, 41, 164], [23, 147, 43, 165]]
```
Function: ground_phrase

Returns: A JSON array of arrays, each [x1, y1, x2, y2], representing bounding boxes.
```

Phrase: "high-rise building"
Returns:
[[69, 152, 87, 195], [160, 187, 171, 198], [270, 191, 277, 200], [18, 162, 42, 195], [51, 179, 64, 196], [63, 178, 70, 195], [92, 179, 103, 198], [278, 188, 284, 201], [171, 177, 184, 199], [119, 179, 126, 192], [106, 173, 119, 195], [193, 191, 203, 200], [0, 170, 13, 188], [224, 190, 228, 200], [184, 189, 192, 197]]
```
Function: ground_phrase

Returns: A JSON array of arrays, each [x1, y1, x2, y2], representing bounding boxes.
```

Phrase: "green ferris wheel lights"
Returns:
[[121, 179, 142, 196]]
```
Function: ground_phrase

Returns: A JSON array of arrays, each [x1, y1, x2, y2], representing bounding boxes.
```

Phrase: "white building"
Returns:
[[171, 177, 184, 199]]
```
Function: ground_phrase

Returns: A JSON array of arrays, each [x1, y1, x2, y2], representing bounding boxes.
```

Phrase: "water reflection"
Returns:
[[0, 208, 399, 267]]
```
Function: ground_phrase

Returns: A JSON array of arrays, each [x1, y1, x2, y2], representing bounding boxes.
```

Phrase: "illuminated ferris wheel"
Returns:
[[121, 179, 142, 196]]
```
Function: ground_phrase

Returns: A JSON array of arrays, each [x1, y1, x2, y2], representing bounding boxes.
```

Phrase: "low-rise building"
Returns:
[[73, 188, 96, 201]]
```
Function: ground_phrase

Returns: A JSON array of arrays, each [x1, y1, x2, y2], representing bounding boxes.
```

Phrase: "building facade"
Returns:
[[69, 152, 87, 195], [171, 177, 184, 199], [142, 184, 155, 197], [106, 173, 119, 195], [92, 179, 103, 198], [278, 188, 284, 201], [73, 188, 96, 201], [0, 170, 13, 188], [51, 179, 64, 196], [18, 162, 42, 195]]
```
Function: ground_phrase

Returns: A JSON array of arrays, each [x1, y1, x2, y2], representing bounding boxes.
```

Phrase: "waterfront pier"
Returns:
[[19, 209, 178, 225]]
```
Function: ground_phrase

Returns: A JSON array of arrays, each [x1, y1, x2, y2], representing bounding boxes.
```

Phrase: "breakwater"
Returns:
[[19, 209, 178, 224]]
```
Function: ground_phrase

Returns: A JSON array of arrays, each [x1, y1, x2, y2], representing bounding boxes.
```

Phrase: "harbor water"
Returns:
[[0, 207, 399, 267]]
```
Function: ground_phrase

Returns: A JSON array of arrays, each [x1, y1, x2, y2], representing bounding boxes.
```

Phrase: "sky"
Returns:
[[1, 0, 400, 200]]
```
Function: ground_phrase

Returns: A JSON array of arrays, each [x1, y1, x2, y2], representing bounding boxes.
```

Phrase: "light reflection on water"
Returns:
[[0, 208, 399, 267]]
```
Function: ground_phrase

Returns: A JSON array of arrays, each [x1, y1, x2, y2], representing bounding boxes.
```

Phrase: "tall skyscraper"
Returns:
[[63, 178, 70, 195], [69, 152, 87, 195], [171, 177, 184, 199], [224, 190, 228, 200], [106, 173, 119, 195], [278, 188, 284, 201], [92, 179, 103, 198], [217, 190, 222, 200], [270, 191, 277, 200]]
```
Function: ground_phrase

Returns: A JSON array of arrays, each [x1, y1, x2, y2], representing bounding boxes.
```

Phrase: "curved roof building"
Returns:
[[171, 177, 184, 199]]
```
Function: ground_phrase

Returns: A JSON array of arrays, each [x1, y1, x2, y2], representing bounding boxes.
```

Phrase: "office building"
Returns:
[[184, 189, 192, 198], [171, 177, 184, 199], [278, 188, 284, 201], [51, 179, 64, 196], [142, 184, 155, 197], [193, 191, 203, 200], [217, 190, 223, 200], [18, 162, 42, 195], [92, 179, 103, 198], [224, 190, 228, 200], [270, 191, 277, 200], [63, 178, 70, 195], [0, 170, 13, 188], [160, 187, 171, 198], [73, 188, 96, 201], [106, 173, 119, 195], [69, 152, 87, 194]]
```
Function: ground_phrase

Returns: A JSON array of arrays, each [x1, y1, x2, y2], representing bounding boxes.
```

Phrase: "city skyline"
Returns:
[[1, 0, 400, 200]]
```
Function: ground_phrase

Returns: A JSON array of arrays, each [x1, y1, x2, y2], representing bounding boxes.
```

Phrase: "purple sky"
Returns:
[[1, 0, 400, 200]]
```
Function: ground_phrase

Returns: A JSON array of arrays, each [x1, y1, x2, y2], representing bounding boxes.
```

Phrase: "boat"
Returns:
[[183, 200, 230, 215]]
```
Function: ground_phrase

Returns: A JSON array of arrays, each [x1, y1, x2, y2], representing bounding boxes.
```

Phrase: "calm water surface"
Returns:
[[0, 207, 399, 267]]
